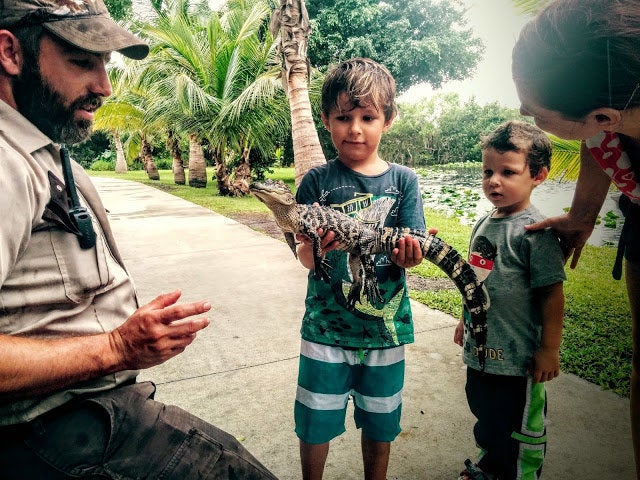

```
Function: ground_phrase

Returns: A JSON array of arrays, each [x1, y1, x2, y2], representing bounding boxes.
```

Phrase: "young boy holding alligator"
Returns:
[[250, 57, 489, 478], [292, 57, 426, 480], [454, 120, 566, 480]]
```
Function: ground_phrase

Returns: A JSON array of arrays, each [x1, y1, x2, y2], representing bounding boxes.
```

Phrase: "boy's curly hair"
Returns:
[[321, 57, 397, 122], [481, 120, 552, 177]]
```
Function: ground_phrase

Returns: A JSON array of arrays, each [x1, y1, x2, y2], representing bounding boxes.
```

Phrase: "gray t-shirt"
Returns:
[[461, 206, 566, 376]]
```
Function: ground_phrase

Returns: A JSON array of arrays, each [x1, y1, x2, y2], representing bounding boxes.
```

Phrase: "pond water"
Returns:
[[417, 165, 623, 247]]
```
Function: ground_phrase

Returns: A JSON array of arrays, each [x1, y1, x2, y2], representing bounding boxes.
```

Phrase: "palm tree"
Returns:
[[136, 0, 290, 193], [94, 65, 128, 174], [270, 0, 326, 187], [94, 64, 161, 180]]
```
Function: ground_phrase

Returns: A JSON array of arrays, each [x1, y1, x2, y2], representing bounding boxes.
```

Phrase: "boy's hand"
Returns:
[[295, 228, 339, 252], [530, 346, 560, 383], [391, 235, 423, 268], [295, 229, 339, 270], [295, 202, 340, 255], [453, 319, 464, 346]]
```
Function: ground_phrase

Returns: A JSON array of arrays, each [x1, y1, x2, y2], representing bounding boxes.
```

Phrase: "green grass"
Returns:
[[89, 167, 292, 217], [90, 167, 632, 397]]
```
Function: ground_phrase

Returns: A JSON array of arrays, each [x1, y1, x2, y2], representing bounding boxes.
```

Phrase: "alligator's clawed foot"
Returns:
[[363, 277, 383, 305], [346, 282, 363, 309], [312, 258, 333, 283]]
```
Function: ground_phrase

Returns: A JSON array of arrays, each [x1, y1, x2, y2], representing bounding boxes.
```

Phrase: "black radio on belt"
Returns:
[[60, 147, 96, 250]]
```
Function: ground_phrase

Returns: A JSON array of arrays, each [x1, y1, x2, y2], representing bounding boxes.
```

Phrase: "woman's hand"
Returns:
[[525, 214, 595, 268]]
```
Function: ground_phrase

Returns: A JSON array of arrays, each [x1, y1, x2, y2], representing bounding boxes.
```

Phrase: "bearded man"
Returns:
[[0, 1, 277, 478]]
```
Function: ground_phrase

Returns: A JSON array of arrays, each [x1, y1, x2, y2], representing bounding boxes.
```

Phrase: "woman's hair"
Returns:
[[481, 120, 552, 177], [512, 0, 640, 119], [321, 57, 397, 121]]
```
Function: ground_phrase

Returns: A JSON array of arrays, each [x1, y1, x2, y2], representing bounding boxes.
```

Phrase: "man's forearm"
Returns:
[[0, 333, 121, 399]]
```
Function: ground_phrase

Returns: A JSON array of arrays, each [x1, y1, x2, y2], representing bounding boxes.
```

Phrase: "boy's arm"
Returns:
[[453, 318, 464, 346], [531, 282, 565, 383], [391, 173, 428, 268]]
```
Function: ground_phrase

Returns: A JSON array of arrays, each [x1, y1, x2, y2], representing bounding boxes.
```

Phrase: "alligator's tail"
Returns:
[[378, 228, 489, 369]]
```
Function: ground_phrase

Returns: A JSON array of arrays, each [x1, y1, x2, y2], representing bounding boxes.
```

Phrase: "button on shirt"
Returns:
[[0, 100, 139, 425]]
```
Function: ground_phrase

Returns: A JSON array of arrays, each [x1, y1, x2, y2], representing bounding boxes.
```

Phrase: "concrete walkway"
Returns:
[[91, 176, 634, 479]]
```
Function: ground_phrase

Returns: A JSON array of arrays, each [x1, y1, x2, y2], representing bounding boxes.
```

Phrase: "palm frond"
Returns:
[[548, 135, 581, 181], [510, 0, 552, 15]]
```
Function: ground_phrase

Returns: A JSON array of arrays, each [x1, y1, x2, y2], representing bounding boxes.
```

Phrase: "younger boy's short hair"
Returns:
[[321, 57, 397, 122], [481, 120, 552, 177]]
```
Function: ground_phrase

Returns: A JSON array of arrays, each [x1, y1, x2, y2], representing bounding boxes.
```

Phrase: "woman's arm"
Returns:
[[526, 141, 611, 268]]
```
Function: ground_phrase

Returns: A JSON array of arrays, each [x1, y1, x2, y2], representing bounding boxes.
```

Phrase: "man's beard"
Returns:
[[13, 62, 102, 145]]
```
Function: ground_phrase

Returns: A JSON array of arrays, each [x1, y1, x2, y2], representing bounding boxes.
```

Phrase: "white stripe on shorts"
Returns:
[[296, 385, 350, 410], [300, 339, 404, 366], [353, 390, 402, 414]]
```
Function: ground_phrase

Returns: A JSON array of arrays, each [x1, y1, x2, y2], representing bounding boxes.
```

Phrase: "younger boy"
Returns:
[[454, 120, 566, 480], [294, 57, 425, 480]]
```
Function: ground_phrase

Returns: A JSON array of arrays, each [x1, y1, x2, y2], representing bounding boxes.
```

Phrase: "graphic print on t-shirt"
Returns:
[[468, 235, 496, 282], [327, 193, 400, 308]]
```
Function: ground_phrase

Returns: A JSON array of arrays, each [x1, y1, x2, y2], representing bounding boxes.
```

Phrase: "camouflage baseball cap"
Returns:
[[0, 0, 149, 59]]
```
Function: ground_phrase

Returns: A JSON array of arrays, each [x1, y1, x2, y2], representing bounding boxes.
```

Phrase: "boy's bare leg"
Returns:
[[300, 440, 330, 480], [361, 433, 390, 480], [627, 261, 640, 479]]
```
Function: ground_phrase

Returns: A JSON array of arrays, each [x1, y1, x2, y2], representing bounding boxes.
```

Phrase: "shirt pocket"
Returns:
[[0, 223, 114, 313], [50, 224, 114, 303]]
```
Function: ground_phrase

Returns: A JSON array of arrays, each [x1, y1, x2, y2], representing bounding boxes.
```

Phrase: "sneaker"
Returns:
[[458, 459, 497, 480]]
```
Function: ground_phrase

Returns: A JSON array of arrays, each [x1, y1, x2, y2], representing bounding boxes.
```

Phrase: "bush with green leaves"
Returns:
[[89, 160, 115, 171], [154, 158, 173, 170]]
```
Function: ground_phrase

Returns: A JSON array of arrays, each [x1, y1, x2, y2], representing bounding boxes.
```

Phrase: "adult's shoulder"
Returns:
[[0, 101, 51, 155]]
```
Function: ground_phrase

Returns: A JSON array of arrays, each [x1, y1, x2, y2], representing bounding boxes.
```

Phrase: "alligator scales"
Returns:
[[250, 179, 489, 368]]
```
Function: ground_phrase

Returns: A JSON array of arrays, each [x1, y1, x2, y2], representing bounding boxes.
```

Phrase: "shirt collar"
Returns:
[[0, 99, 54, 155]]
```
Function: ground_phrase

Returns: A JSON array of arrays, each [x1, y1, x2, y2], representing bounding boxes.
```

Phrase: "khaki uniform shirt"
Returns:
[[0, 100, 139, 425]]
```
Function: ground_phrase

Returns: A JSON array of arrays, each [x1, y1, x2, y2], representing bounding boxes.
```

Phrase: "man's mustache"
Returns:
[[73, 95, 103, 112]]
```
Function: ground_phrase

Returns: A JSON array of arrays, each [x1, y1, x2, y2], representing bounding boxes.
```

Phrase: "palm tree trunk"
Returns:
[[188, 133, 207, 188], [142, 137, 160, 180], [230, 147, 252, 196], [272, 0, 326, 187], [168, 129, 185, 185], [114, 131, 127, 173]]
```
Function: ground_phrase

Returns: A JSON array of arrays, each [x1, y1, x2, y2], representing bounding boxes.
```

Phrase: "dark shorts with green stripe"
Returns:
[[294, 339, 405, 444], [466, 368, 547, 480]]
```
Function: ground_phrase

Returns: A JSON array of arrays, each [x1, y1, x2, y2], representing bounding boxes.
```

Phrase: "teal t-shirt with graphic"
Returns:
[[295, 159, 426, 349]]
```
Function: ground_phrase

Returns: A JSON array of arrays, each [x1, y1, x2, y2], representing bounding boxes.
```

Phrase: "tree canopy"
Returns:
[[305, 0, 484, 92]]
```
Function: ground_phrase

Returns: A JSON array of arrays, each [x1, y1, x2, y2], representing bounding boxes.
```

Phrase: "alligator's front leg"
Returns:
[[360, 255, 382, 305], [346, 254, 382, 308], [301, 226, 331, 282], [346, 254, 364, 309]]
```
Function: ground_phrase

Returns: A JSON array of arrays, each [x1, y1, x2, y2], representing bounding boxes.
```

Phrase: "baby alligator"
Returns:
[[250, 179, 489, 368]]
